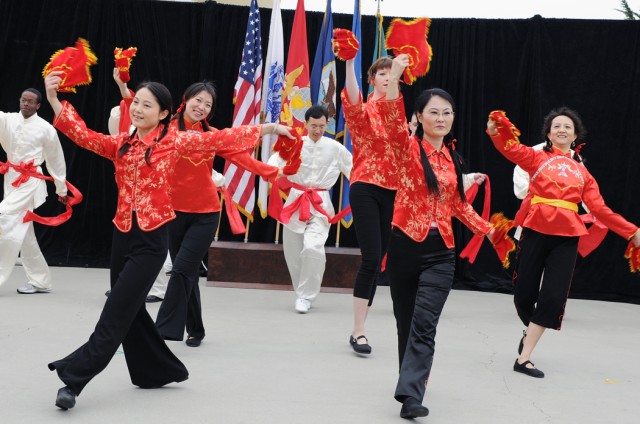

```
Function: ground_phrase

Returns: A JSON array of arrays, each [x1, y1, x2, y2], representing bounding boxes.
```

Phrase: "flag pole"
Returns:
[[275, 221, 281, 244], [214, 195, 224, 242], [244, 217, 251, 243]]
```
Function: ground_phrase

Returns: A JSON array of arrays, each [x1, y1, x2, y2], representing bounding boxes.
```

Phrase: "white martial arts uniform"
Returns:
[[0, 111, 67, 289], [268, 135, 352, 302]]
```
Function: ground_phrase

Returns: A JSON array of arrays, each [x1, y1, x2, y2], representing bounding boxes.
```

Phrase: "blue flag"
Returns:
[[310, 0, 337, 136], [335, 0, 362, 228]]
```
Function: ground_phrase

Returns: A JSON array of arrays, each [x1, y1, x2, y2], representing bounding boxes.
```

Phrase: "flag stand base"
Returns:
[[206, 241, 360, 292]]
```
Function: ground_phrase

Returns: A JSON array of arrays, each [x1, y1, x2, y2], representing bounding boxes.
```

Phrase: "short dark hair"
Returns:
[[541, 107, 587, 162], [305, 105, 329, 122], [22, 88, 42, 104], [541, 107, 587, 142]]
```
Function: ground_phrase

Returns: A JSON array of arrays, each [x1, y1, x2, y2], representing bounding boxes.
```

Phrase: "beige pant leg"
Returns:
[[0, 212, 30, 287], [283, 217, 329, 302], [21, 220, 51, 289]]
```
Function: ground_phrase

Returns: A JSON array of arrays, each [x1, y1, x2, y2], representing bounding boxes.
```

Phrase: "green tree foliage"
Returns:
[[617, 0, 640, 19]]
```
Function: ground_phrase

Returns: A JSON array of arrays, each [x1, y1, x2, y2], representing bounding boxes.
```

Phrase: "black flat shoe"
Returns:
[[186, 337, 202, 347], [145, 295, 163, 303], [518, 330, 526, 355], [349, 335, 372, 354], [55, 386, 77, 410], [400, 398, 429, 419], [513, 359, 545, 378]]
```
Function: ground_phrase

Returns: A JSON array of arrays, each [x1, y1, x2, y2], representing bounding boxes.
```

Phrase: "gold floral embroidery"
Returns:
[[54, 101, 261, 232]]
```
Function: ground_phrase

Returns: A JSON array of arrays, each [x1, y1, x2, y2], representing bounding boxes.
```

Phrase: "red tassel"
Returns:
[[624, 241, 640, 273], [488, 110, 521, 150], [488, 213, 516, 268], [273, 132, 303, 175], [332, 28, 360, 61]]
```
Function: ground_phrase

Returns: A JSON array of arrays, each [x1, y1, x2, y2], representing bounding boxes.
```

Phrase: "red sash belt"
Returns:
[[268, 177, 351, 225], [0, 159, 82, 226]]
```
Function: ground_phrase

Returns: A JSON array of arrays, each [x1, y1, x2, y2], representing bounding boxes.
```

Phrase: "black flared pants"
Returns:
[[156, 211, 218, 341], [49, 218, 188, 395]]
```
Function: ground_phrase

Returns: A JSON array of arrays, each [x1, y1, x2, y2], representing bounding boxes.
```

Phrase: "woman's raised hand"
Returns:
[[44, 71, 64, 116], [390, 54, 410, 81], [486, 117, 498, 136]]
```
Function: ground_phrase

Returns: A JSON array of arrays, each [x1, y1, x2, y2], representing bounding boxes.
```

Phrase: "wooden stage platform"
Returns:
[[206, 241, 361, 293]]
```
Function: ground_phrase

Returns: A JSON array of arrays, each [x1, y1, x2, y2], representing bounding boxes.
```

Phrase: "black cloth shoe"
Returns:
[[349, 335, 372, 354], [145, 295, 163, 303], [186, 337, 202, 347], [55, 387, 77, 410], [513, 359, 545, 378], [400, 398, 429, 419], [518, 330, 526, 355]]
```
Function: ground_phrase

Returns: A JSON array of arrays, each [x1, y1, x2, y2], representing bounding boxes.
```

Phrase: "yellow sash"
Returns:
[[531, 195, 578, 212]]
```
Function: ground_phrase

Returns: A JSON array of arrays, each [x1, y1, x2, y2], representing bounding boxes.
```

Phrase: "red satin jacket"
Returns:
[[489, 130, 638, 239], [169, 119, 278, 213], [379, 96, 491, 244], [340, 90, 398, 190], [54, 101, 262, 232]]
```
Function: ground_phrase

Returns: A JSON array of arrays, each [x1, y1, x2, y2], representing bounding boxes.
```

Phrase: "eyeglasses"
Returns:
[[19, 98, 38, 106], [308, 124, 327, 131]]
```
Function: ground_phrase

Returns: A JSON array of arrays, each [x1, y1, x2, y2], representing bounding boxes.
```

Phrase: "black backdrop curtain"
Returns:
[[1, 0, 639, 303]]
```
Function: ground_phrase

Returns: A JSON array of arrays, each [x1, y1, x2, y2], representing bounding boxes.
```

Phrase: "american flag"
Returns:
[[257, 0, 284, 219], [224, 0, 263, 219]]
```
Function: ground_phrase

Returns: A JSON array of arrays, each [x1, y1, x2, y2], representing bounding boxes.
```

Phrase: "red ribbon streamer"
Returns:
[[459, 176, 492, 263], [218, 186, 246, 235], [1, 160, 82, 226]]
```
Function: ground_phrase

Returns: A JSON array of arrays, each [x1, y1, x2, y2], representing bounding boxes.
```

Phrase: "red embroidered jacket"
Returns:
[[378, 96, 491, 244], [340, 90, 398, 190], [489, 131, 638, 238], [169, 119, 278, 213], [54, 101, 262, 232]]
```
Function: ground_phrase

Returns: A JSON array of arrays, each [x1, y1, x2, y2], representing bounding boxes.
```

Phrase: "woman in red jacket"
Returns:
[[112, 73, 279, 346], [156, 81, 279, 346], [43, 71, 292, 410], [382, 56, 496, 419], [487, 108, 640, 378], [341, 53, 398, 356]]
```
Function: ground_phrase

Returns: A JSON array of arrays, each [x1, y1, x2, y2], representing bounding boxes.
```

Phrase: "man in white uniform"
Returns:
[[0, 88, 68, 293], [268, 106, 352, 313]]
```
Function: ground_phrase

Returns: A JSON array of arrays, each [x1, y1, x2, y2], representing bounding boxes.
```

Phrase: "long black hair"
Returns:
[[117, 81, 173, 166], [413, 88, 467, 202], [173, 81, 217, 131], [541, 106, 587, 163]]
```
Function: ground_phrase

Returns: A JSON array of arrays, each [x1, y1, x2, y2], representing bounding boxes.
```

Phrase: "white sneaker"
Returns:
[[294, 298, 311, 313], [17, 283, 52, 294]]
